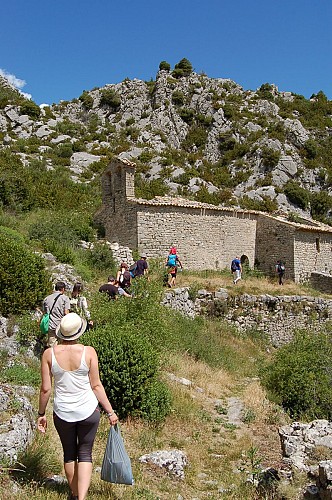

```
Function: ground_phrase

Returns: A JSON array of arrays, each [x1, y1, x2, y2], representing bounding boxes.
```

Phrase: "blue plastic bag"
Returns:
[[101, 424, 134, 485]]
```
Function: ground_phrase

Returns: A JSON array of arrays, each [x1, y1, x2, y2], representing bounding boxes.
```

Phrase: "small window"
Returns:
[[316, 237, 320, 252]]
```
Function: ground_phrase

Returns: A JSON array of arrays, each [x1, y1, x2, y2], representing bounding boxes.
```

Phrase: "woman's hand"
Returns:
[[37, 415, 47, 434], [108, 412, 119, 426]]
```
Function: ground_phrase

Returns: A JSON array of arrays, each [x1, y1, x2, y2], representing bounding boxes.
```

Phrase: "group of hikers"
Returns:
[[38, 246, 286, 499], [230, 256, 286, 285], [37, 244, 183, 499]]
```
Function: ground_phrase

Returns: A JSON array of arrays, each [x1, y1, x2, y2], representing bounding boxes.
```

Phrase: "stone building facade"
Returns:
[[95, 157, 332, 283]]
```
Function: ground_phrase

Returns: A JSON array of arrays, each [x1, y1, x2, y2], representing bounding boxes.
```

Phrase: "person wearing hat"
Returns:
[[37, 313, 118, 500], [134, 252, 149, 277]]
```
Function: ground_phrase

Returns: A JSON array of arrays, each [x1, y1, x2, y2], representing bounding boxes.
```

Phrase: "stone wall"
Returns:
[[162, 288, 332, 346], [295, 231, 332, 283], [311, 272, 332, 294], [137, 206, 257, 270], [255, 215, 295, 279]]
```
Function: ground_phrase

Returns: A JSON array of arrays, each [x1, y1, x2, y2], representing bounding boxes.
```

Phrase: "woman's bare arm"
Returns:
[[37, 349, 52, 433]]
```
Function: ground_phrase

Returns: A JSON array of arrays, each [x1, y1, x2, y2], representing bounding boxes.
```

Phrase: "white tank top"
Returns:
[[51, 346, 98, 422]]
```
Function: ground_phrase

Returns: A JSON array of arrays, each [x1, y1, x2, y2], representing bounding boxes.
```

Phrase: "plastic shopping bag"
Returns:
[[101, 424, 134, 485]]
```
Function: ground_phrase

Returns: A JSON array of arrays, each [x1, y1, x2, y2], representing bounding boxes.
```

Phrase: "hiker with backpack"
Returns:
[[42, 281, 70, 348], [116, 262, 131, 293], [276, 260, 285, 285], [231, 256, 242, 285], [165, 246, 182, 288], [134, 252, 149, 278]]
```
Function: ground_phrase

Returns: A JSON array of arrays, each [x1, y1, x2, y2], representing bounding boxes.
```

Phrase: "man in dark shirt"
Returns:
[[135, 253, 148, 277], [99, 276, 118, 300]]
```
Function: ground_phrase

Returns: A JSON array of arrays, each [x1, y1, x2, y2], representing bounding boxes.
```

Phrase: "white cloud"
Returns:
[[0, 68, 32, 100]]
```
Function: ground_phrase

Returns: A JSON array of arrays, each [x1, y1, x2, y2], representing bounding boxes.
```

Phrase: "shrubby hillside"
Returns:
[[1, 59, 332, 225]]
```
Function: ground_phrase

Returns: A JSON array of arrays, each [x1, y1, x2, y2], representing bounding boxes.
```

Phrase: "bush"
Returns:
[[86, 241, 116, 271], [79, 91, 94, 109], [0, 232, 49, 316], [20, 100, 41, 119], [100, 88, 121, 110], [159, 61, 171, 71], [310, 191, 332, 222], [284, 180, 310, 210], [83, 324, 170, 421], [172, 91, 185, 106], [260, 147, 280, 170], [178, 107, 195, 125], [261, 329, 332, 420], [139, 379, 172, 423], [28, 211, 94, 247], [172, 58, 193, 78]]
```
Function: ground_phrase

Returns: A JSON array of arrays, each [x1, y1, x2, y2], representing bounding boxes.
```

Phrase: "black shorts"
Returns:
[[168, 266, 177, 276], [53, 408, 100, 463]]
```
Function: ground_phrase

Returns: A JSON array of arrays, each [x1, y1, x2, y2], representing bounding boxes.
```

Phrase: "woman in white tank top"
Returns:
[[37, 313, 118, 500]]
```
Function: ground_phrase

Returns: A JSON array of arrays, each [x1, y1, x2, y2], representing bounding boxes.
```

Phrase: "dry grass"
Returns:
[[0, 349, 293, 500], [175, 270, 331, 298]]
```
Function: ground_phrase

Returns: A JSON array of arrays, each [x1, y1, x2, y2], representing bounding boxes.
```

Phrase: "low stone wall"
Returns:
[[311, 271, 332, 294], [162, 288, 332, 346]]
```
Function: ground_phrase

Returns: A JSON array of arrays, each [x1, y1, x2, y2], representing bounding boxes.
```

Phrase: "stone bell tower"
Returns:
[[101, 156, 135, 212]]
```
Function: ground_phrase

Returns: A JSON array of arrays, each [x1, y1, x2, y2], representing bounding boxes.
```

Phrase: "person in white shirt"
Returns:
[[37, 313, 118, 500]]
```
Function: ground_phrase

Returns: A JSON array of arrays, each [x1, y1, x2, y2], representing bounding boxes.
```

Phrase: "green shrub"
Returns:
[[28, 211, 94, 246], [20, 100, 41, 119], [86, 241, 116, 271], [139, 379, 172, 423], [183, 126, 208, 150], [159, 61, 171, 71], [178, 108, 195, 125], [172, 91, 185, 106], [83, 325, 170, 421], [239, 195, 278, 213], [0, 225, 25, 243], [135, 176, 169, 200], [43, 239, 76, 265], [260, 147, 280, 170], [172, 58, 193, 78], [100, 88, 121, 110], [0, 233, 49, 315], [284, 181, 310, 210], [261, 329, 332, 420], [17, 311, 41, 343], [79, 91, 94, 109], [310, 191, 332, 222], [256, 83, 274, 101], [55, 142, 73, 159]]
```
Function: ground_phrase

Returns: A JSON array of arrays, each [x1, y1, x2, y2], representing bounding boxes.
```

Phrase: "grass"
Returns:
[[176, 268, 331, 298], [0, 348, 294, 499]]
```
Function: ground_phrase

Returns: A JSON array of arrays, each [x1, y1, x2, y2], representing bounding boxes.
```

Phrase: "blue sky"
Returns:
[[1, 0, 331, 104]]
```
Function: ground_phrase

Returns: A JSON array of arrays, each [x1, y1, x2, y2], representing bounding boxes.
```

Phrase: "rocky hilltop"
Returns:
[[1, 60, 332, 221]]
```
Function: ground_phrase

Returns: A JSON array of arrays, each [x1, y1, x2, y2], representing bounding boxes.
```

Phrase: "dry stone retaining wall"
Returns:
[[162, 288, 332, 346]]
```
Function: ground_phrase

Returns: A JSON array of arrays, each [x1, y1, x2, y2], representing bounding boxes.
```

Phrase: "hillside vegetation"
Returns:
[[1, 59, 332, 226], [1, 61, 332, 499]]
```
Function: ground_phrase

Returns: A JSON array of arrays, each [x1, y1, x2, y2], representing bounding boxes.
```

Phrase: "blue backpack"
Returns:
[[129, 263, 137, 278], [167, 254, 177, 267]]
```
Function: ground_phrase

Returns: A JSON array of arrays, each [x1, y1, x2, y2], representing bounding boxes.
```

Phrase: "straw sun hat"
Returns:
[[56, 313, 87, 341]]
